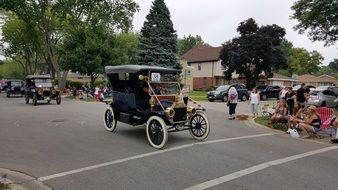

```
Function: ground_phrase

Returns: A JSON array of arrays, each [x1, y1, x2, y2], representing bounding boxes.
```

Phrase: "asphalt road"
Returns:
[[0, 94, 337, 190]]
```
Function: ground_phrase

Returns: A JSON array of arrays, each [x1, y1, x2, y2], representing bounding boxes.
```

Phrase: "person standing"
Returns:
[[285, 87, 296, 115], [296, 83, 307, 107], [248, 88, 260, 117], [227, 86, 238, 120], [180, 84, 189, 105]]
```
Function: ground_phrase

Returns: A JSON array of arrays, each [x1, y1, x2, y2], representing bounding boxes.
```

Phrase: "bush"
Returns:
[[93, 80, 108, 87], [66, 80, 84, 89]]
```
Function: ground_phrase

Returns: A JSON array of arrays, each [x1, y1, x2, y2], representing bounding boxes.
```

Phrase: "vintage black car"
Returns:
[[25, 75, 61, 106], [5, 80, 25, 98], [103, 65, 210, 149]]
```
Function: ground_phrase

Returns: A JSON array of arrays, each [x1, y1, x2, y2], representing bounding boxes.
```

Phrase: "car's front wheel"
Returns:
[[56, 95, 61, 105], [222, 95, 228, 102], [103, 107, 117, 132], [146, 116, 168, 149], [189, 112, 210, 140], [262, 94, 267, 101], [25, 95, 29, 104], [33, 94, 37, 106], [241, 95, 247, 101]]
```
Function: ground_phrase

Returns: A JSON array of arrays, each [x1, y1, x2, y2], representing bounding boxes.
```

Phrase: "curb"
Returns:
[[0, 168, 52, 190]]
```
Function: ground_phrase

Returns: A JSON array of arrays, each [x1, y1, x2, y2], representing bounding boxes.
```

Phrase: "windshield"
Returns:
[[149, 82, 180, 95], [34, 79, 53, 88], [11, 81, 22, 86], [216, 85, 229, 92]]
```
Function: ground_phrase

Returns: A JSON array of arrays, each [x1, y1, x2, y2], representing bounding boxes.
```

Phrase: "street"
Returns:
[[0, 94, 338, 190]]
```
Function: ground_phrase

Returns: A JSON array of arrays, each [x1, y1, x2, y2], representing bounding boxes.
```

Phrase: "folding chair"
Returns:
[[315, 107, 336, 138]]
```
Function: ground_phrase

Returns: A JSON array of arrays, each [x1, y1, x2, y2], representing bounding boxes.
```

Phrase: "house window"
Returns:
[[198, 64, 201, 71], [187, 70, 191, 77]]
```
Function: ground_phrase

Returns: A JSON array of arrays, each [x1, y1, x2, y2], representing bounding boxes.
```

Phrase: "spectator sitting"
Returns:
[[286, 102, 304, 133], [271, 100, 288, 124], [298, 105, 321, 138], [330, 116, 338, 143]]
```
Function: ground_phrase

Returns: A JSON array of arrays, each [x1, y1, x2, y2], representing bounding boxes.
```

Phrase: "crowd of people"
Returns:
[[65, 83, 111, 101], [226, 83, 338, 143]]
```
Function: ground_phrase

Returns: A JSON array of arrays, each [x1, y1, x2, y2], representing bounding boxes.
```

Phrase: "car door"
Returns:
[[322, 90, 337, 107], [273, 86, 281, 98]]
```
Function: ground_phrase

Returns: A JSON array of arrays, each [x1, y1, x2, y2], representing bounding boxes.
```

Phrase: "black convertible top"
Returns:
[[105, 65, 180, 74], [25, 75, 52, 79]]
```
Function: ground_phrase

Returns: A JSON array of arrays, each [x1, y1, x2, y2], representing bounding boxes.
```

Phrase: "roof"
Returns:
[[298, 74, 337, 83], [181, 45, 222, 63], [105, 65, 180, 74], [268, 73, 298, 82], [25, 75, 52, 79]]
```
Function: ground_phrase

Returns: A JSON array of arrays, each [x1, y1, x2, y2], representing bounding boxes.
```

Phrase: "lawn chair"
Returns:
[[315, 107, 336, 138]]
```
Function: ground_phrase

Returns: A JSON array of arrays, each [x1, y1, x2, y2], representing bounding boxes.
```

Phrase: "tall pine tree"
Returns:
[[137, 0, 179, 68]]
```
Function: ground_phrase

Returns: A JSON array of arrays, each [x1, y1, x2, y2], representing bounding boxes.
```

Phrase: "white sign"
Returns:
[[151, 73, 161, 82]]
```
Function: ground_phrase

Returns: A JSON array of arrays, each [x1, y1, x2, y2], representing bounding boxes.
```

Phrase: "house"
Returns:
[[266, 73, 298, 87], [181, 45, 242, 90], [298, 74, 338, 87]]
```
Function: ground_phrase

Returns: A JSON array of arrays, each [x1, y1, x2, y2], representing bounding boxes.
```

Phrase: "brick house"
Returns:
[[298, 74, 338, 87], [266, 73, 298, 87]]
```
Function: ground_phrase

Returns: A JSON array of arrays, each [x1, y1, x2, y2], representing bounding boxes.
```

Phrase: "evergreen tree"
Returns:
[[137, 0, 179, 68]]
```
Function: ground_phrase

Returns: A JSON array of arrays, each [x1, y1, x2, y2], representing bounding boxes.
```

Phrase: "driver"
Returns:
[[137, 81, 150, 111]]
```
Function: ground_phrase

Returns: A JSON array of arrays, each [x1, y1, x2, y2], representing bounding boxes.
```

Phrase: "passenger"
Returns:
[[271, 100, 287, 124], [286, 102, 304, 133], [227, 86, 238, 120], [137, 81, 150, 111], [298, 105, 321, 138], [248, 87, 260, 117]]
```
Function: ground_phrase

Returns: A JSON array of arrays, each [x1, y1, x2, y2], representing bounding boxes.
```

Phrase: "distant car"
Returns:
[[256, 85, 281, 100], [207, 84, 248, 102], [292, 85, 315, 92], [307, 90, 338, 108], [315, 86, 331, 91], [328, 86, 338, 96], [5, 80, 25, 97]]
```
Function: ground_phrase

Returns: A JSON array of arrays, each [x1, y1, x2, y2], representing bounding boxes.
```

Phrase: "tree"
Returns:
[[291, 0, 338, 46], [136, 0, 179, 68], [220, 18, 287, 89], [328, 59, 338, 72], [177, 34, 206, 56]]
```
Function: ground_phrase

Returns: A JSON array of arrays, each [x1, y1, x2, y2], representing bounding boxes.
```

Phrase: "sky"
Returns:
[[132, 0, 337, 65]]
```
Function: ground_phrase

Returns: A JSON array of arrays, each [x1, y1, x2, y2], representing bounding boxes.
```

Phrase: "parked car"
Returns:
[[256, 85, 281, 100], [307, 90, 338, 108], [5, 80, 25, 97], [25, 75, 61, 106], [328, 86, 338, 96], [207, 84, 248, 102]]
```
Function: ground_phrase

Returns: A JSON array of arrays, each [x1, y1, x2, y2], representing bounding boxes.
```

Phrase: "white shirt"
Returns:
[[250, 92, 259, 104]]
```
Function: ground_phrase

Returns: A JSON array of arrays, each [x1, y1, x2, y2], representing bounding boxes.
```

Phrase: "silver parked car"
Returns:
[[307, 90, 338, 108]]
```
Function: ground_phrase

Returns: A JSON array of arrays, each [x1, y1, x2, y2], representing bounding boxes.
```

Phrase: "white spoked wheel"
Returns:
[[146, 116, 168, 149], [103, 107, 117, 132], [189, 112, 210, 140]]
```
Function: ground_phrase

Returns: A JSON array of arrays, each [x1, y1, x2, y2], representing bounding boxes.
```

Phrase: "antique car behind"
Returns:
[[103, 65, 210, 149], [25, 75, 61, 106], [5, 80, 24, 97]]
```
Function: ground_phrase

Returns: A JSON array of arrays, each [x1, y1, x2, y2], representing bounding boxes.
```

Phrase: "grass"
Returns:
[[254, 116, 288, 132], [189, 91, 208, 101], [335, 108, 338, 115], [0, 183, 9, 190]]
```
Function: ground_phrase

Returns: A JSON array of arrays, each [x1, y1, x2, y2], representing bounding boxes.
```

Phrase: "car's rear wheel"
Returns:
[[241, 95, 247, 101], [103, 107, 117, 132], [189, 112, 210, 140], [222, 95, 228, 102], [146, 116, 168, 149], [208, 99, 214, 102], [6, 93, 10, 98], [262, 94, 267, 101], [56, 95, 61, 105], [33, 94, 37, 106]]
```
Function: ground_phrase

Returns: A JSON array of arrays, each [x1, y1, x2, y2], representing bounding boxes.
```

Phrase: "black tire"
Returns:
[[47, 100, 51, 104], [56, 95, 61, 105], [103, 107, 117, 132], [208, 99, 214, 102], [25, 95, 29, 104], [146, 116, 168, 149], [33, 94, 37, 106], [222, 95, 228, 102], [189, 112, 210, 140], [7, 94, 10, 98], [321, 101, 326, 107], [262, 94, 267, 101], [241, 95, 247, 101]]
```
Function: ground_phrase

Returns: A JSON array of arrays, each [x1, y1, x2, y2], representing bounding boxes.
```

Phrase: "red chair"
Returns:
[[315, 107, 335, 137]]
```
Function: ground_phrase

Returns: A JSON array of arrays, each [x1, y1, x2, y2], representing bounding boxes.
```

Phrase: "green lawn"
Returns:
[[0, 183, 9, 190], [189, 91, 208, 101], [254, 116, 288, 132]]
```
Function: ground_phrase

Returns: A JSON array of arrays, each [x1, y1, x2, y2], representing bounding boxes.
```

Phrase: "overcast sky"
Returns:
[[132, 0, 337, 65]]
